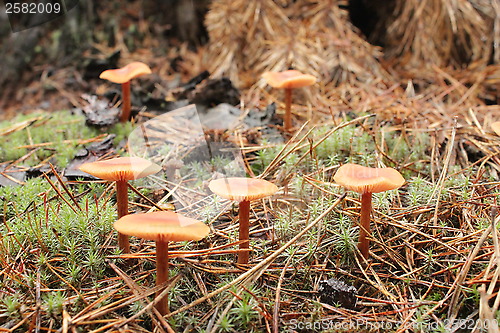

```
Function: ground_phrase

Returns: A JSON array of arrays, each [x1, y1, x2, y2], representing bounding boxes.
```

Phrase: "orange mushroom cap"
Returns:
[[262, 70, 316, 89], [209, 177, 278, 202], [333, 163, 405, 194], [79, 157, 161, 181], [100, 62, 152, 84], [492, 122, 500, 136], [114, 211, 210, 242]]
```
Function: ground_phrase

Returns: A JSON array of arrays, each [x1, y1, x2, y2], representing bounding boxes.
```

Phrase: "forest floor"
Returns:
[[1, 5, 500, 332]]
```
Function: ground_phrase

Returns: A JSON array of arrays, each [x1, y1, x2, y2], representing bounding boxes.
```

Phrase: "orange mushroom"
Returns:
[[333, 163, 405, 259], [79, 157, 161, 253], [262, 70, 316, 132], [100, 62, 152, 122], [114, 211, 210, 315], [209, 177, 278, 264]]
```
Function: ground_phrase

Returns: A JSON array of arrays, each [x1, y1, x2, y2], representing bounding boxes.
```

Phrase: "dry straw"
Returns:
[[204, 0, 390, 88], [377, 0, 498, 69], [203, 0, 499, 127]]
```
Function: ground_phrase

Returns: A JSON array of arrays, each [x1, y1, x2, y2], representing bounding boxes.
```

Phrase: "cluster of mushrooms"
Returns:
[[78, 156, 280, 315], [79, 156, 405, 315], [85, 62, 406, 315]]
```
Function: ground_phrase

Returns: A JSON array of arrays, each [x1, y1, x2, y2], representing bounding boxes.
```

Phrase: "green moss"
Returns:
[[373, 189, 397, 213], [326, 214, 357, 261], [0, 111, 133, 167], [0, 294, 22, 319], [252, 125, 431, 184], [108, 121, 135, 146], [383, 130, 430, 166], [253, 141, 285, 174], [0, 178, 116, 290], [313, 125, 376, 166], [406, 176, 435, 206]]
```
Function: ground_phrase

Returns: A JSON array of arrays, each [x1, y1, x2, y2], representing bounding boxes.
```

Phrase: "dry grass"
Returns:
[[204, 0, 390, 88], [203, 0, 499, 128], [379, 0, 498, 69]]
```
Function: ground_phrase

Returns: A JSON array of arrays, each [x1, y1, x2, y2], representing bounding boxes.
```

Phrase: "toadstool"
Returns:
[[262, 70, 316, 132], [114, 211, 210, 315], [100, 61, 152, 122], [79, 157, 161, 253], [333, 163, 405, 259], [209, 177, 278, 264]]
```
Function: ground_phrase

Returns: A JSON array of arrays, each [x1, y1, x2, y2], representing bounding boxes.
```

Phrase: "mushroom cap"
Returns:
[[79, 157, 161, 181], [99, 62, 152, 84], [262, 70, 317, 89], [114, 211, 210, 242], [209, 177, 278, 202], [333, 163, 405, 194], [492, 122, 500, 136]]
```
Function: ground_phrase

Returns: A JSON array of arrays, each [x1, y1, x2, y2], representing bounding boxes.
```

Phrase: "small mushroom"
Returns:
[[100, 62, 152, 122], [114, 211, 210, 315], [209, 177, 278, 264], [333, 163, 405, 259], [79, 157, 161, 253], [262, 70, 316, 132]]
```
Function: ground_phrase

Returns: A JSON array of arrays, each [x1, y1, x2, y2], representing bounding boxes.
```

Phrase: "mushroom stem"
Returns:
[[284, 88, 293, 131], [238, 200, 251, 264], [120, 81, 131, 123], [156, 240, 170, 315], [116, 180, 130, 253], [359, 192, 372, 259]]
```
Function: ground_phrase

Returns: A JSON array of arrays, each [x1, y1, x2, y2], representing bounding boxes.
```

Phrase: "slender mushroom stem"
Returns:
[[116, 180, 130, 253], [358, 192, 372, 259], [284, 87, 293, 131], [238, 200, 251, 264], [156, 240, 170, 315], [120, 81, 131, 123]]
